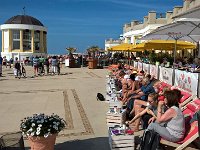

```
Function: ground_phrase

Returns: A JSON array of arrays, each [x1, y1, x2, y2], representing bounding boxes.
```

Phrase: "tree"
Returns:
[[66, 47, 77, 54], [87, 46, 100, 58], [66, 47, 77, 59]]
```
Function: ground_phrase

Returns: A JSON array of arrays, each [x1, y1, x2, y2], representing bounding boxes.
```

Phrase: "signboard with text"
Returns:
[[134, 61, 138, 69], [143, 63, 150, 74], [159, 66, 173, 85], [174, 70, 198, 95], [138, 62, 143, 71], [150, 64, 158, 79]]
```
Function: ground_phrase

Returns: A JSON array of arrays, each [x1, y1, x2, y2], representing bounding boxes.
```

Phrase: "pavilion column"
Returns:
[[8, 29, 12, 52], [40, 31, 44, 53], [20, 30, 23, 52], [31, 30, 34, 53], [43, 33, 47, 53], [2, 30, 4, 52], [124, 37, 128, 43]]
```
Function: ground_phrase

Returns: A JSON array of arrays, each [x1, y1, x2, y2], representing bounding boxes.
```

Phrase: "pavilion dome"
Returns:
[[4, 15, 44, 26]]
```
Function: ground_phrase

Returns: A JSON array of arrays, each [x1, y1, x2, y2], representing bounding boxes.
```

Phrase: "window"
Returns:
[[23, 30, 31, 50], [12, 30, 20, 50], [34, 31, 40, 51]]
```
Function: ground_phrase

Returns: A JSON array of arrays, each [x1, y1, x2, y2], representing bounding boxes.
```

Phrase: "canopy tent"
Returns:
[[108, 43, 139, 52], [141, 18, 200, 63], [142, 18, 200, 42], [173, 6, 200, 19], [132, 40, 196, 51]]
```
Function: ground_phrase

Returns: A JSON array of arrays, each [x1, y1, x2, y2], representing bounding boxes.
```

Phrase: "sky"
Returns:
[[0, 0, 183, 54]]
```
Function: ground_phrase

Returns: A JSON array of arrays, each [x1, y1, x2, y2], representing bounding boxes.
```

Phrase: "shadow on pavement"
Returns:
[[55, 137, 110, 150]]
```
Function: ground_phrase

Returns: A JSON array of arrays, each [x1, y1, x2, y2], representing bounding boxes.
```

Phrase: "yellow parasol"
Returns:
[[132, 40, 196, 51], [108, 43, 140, 52]]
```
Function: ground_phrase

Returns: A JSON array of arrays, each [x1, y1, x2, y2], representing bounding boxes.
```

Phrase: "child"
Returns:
[[127, 93, 159, 131]]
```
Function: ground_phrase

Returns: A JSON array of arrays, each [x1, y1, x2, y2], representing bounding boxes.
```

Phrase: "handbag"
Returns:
[[96, 93, 105, 101], [139, 129, 160, 150]]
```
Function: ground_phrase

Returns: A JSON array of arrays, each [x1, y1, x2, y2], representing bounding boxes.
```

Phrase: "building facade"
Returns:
[[105, 0, 200, 52], [0, 15, 47, 60]]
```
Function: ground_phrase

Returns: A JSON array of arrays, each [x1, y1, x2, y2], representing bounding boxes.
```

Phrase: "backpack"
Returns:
[[96, 93, 105, 101], [15, 62, 20, 70], [139, 129, 160, 150]]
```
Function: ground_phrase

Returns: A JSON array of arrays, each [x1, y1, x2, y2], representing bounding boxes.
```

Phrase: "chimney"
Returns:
[[173, 6, 183, 16], [131, 20, 140, 27], [143, 16, 148, 24], [183, 0, 192, 11], [148, 11, 156, 24], [124, 23, 131, 28], [166, 11, 173, 19]]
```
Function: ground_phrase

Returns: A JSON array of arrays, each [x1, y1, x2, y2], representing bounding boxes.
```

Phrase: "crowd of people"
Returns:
[[0, 55, 66, 78], [110, 63, 185, 142]]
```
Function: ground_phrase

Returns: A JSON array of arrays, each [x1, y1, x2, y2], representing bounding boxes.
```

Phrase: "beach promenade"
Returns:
[[0, 66, 110, 150], [0, 66, 199, 150]]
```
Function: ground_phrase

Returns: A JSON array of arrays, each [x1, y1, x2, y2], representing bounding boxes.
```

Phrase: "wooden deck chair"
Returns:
[[160, 81, 172, 89], [160, 98, 200, 150], [160, 121, 199, 150], [179, 90, 194, 107], [170, 87, 194, 108], [181, 98, 200, 113]]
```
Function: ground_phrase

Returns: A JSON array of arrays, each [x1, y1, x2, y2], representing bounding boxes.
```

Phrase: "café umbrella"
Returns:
[[108, 43, 136, 52], [141, 18, 200, 63], [132, 40, 196, 51]]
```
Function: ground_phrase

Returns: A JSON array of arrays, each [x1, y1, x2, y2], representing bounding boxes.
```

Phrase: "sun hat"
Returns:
[[132, 70, 137, 74]]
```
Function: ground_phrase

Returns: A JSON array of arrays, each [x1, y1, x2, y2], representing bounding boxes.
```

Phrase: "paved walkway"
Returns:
[[0, 66, 110, 150], [0, 66, 199, 150]]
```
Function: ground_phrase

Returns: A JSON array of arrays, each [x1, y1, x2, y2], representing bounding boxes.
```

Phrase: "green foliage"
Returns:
[[87, 46, 100, 58], [66, 47, 77, 54]]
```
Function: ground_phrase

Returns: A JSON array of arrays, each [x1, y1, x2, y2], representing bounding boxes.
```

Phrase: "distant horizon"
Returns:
[[0, 0, 183, 54]]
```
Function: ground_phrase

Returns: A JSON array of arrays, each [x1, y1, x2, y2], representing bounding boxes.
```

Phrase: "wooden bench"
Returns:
[[108, 127, 134, 150]]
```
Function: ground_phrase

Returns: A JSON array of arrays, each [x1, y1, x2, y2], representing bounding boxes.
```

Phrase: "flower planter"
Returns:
[[88, 58, 97, 69], [28, 134, 57, 150]]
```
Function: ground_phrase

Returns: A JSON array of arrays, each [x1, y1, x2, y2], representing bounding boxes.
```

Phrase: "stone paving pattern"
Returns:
[[0, 66, 198, 150], [0, 66, 110, 150]]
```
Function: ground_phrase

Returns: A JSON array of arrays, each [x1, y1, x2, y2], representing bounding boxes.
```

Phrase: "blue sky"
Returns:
[[0, 0, 183, 54]]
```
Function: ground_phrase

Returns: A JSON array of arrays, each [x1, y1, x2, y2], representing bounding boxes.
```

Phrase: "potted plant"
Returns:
[[20, 113, 66, 150], [87, 46, 99, 69], [66, 47, 77, 68]]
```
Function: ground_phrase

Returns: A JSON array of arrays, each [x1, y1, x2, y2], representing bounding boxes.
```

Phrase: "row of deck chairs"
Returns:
[[107, 66, 200, 149], [107, 64, 200, 149]]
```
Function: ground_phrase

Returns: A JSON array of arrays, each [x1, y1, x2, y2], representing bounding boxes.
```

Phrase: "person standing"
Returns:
[[0, 55, 3, 76], [51, 56, 57, 75], [33, 56, 39, 77], [44, 58, 49, 75]]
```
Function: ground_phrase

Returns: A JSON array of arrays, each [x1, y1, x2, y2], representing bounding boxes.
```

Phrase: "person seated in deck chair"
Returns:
[[127, 93, 159, 131], [125, 77, 155, 119], [147, 89, 185, 142]]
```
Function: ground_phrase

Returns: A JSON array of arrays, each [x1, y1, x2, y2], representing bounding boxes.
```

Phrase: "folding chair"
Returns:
[[160, 121, 199, 150], [160, 98, 200, 150], [182, 98, 200, 114], [179, 90, 194, 108], [170, 86, 194, 108]]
